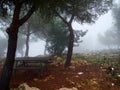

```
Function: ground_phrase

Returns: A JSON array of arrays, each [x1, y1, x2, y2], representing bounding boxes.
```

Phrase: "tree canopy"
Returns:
[[45, 19, 68, 56], [42, 0, 113, 67]]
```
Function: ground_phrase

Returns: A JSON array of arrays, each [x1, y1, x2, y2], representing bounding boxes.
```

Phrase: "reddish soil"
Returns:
[[8, 61, 120, 90]]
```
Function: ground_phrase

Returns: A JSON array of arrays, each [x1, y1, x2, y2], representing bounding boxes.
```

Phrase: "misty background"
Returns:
[[0, 0, 118, 57], [28, 10, 113, 56], [0, 10, 114, 56], [73, 10, 113, 53]]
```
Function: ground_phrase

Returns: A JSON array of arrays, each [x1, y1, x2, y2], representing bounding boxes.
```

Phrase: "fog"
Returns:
[[29, 40, 46, 56], [73, 10, 113, 53], [0, 8, 116, 57], [29, 0, 119, 56], [29, 10, 113, 56]]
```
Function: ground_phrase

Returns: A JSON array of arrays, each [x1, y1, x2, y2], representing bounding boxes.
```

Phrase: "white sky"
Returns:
[[29, 40, 46, 56], [73, 10, 114, 53]]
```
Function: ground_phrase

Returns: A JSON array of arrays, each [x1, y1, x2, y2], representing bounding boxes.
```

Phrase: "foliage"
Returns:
[[112, 3, 120, 31], [74, 30, 88, 46], [46, 19, 68, 56], [45, 18, 87, 56], [98, 28, 120, 49], [20, 13, 44, 39], [41, 0, 113, 23], [29, 12, 53, 41], [0, 0, 113, 89], [0, 0, 113, 62], [112, 3, 120, 48], [41, 0, 113, 67]]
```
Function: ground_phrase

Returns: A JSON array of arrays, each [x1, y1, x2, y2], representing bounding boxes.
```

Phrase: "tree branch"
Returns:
[[29, 30, 37, 35], [19, 5, 36, 26], [69, 14, 74, 24], [55, 10, 69, 25], [19, 31, 27, 35], [0, 0, 4, 7]]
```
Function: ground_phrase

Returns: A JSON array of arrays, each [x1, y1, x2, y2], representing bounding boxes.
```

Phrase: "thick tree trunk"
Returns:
[[0, 3, 21, 90], [0, 2, 35, 89], [64, 25, 74, 67], [0, 27, 18, 90]]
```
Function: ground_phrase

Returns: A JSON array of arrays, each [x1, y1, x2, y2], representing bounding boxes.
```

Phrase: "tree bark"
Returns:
[[64, 25, 74, 67], [0, 2, 21, 89], [0, 2, 35, 89], [0, 27, 18, 90]]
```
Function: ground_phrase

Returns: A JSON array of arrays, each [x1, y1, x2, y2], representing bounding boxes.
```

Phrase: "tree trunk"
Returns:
[[0, 27, 18, 90], [64, 25, 74, 67], [0, 2, 35, 89], [44, 40, 48, 55], [25, 35, 30, 57], [25, 24, 30, 57], [0, 3, 21, 89], [20, 49, 24, 57]]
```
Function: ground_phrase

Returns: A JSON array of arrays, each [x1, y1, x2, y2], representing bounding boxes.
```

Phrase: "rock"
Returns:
[[18, 83, 40, 90], [56, 57, 63, 61], [77, 72, 84, 75], [69, 66, 76, 70], [59, 87, 78, 90]]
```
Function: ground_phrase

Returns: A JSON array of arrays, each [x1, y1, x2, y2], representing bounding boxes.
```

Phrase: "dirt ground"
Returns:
[[7, 60, 120, 90]]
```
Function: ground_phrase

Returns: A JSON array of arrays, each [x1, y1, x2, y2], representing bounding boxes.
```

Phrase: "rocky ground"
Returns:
[[4, 60, 119, 90]]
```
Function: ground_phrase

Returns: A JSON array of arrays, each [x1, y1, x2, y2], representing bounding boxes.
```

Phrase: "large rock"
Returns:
[[18, 83, 40, 90]]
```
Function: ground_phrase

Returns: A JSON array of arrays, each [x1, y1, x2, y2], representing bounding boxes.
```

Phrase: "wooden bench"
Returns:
[[13, 57, 52, 76]]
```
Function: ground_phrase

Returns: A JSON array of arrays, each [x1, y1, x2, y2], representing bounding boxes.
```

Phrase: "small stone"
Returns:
[[111, 83, 115, 86], [117, 74, 120, 77], [59, 87, 78, 90], [33, 78, 38, 81], [78, 72, 83, 75]]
